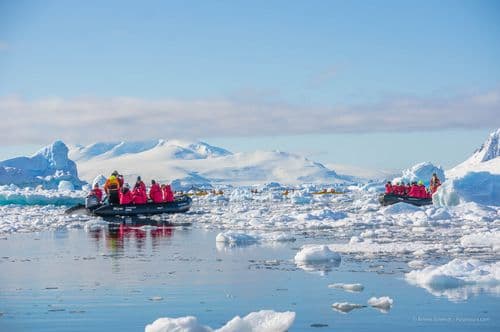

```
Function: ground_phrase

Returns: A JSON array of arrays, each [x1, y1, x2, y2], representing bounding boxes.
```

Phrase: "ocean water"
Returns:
[[0, 226, 498, 331]]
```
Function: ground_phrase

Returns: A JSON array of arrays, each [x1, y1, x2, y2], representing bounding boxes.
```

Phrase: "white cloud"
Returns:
[[0, 89, 499, 145]]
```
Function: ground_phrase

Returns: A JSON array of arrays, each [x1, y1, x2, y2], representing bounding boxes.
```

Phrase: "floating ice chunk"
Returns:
[[260, 232, 296, 242], [433, 172, 500, 207], [229, 188, 253, 202], [460, 231, 500, 252], [216, 231, 259, 245], [145, 316, 211, 332], [294, 245, 341, 274], [218, 310, 296, 332], [294, 245, 341, 263], [383, 202, 421, 214], [408, 260, 426, 269], [328, 283, 364, 292], [405, 259, 500, 301], [145, 310, 296, 332], [289, 190, 313, 204], [331, 302, 365, 313], [367, 297, 393, 313]]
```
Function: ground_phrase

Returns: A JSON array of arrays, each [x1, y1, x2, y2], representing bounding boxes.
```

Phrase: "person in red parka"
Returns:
[[135, 176, 146, 192], [415, 180, 427, 198], [132, 184, 148, 204], [89, 183, 103, 203], [162, 184, 175, 202], [149, 180, 163, 203], [120, 184, 134, 204], [408, 181, 419, 197], [385, 181, 393, 194]]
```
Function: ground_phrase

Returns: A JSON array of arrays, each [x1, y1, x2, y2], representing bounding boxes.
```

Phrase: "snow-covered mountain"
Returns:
[[447, 128, 500, 178], [70, 139, 349, 188], [69, 139, 232, 162], [0, 140, 86, 189]]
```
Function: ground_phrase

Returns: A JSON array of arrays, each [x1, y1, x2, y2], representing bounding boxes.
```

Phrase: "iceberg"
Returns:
[[433, 171, 500, 206], [0, 140, 86, 189], [393, 161, 445, 187]]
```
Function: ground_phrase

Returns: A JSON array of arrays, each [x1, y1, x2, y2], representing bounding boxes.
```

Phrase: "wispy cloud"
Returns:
[[0, 89, 499, 145]]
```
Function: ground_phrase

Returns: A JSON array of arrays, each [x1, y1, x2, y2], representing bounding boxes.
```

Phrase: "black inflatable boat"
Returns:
[[379, 193, 432, 207], [66, 195, 192, 217]]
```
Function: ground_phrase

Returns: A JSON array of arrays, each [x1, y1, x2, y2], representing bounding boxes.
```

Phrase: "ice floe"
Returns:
[[367, 296, 393, 313], [405, 259, 500, 301], [328, 283, 364, 292], [331, 302, 365, 313], [145, 310, 295, 332]]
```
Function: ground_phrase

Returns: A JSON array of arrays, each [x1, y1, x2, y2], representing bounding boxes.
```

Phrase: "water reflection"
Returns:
[[87, 219, 177, 256]]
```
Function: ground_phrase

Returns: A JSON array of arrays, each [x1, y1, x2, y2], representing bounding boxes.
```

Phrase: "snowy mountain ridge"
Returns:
[[69, 139, 232, 162], [70, 139, 349, 188]]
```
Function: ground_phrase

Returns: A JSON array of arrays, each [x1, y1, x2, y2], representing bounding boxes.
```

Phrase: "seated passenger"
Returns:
[[149, 180, 163, 203], [408, 181, 419, 197], [120, 183, 134, 204], [135, 176, 146, 192], [162, 184, 175, 202], [132, 183, 148, 204], [89, 183, 103, 203], [394, 182, 404, 195], [416, 180, 427, 198], [385, 181, 393, 194]]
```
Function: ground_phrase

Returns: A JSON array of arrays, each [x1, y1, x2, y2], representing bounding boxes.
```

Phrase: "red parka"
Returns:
[[120, 188, 134, 204], [162, 185, 175, 202], [149, 183, 163, 203], [90, 188, 103, 202], [132, 188, 148, 204], [385, 183, 393, 194]]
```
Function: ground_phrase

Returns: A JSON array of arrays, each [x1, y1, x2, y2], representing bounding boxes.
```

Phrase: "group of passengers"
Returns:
[[385, 173, 441, 199], [89, 171, 175, 205]]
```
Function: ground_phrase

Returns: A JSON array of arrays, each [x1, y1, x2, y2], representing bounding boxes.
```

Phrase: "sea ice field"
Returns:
[[0, 184, 499, 331]]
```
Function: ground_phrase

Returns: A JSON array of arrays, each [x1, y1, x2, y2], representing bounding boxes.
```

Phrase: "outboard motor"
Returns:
[[85, 194, 99, 209]]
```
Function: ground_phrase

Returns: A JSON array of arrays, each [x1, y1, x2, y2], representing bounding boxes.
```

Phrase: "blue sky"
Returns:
[[0, 0, 499, 170]]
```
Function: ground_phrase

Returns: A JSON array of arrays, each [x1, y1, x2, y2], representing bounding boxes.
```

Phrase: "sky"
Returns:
[[0, 0, 499, 170]]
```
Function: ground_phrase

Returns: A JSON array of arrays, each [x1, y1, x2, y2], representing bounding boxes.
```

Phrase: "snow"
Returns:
[[331, 302, 365, 313], [328, 283, 364, 292], [405, 259, 500, 301], [382, 202, 422, 214], [393, 162, 445, 187], [58, 180, 74, 191], [0, 140, 85, 189], [145, 310, 295, 332], [69, 139, 349, 187], [367, 297, 393, 313], [433, 171, 500, 206]]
